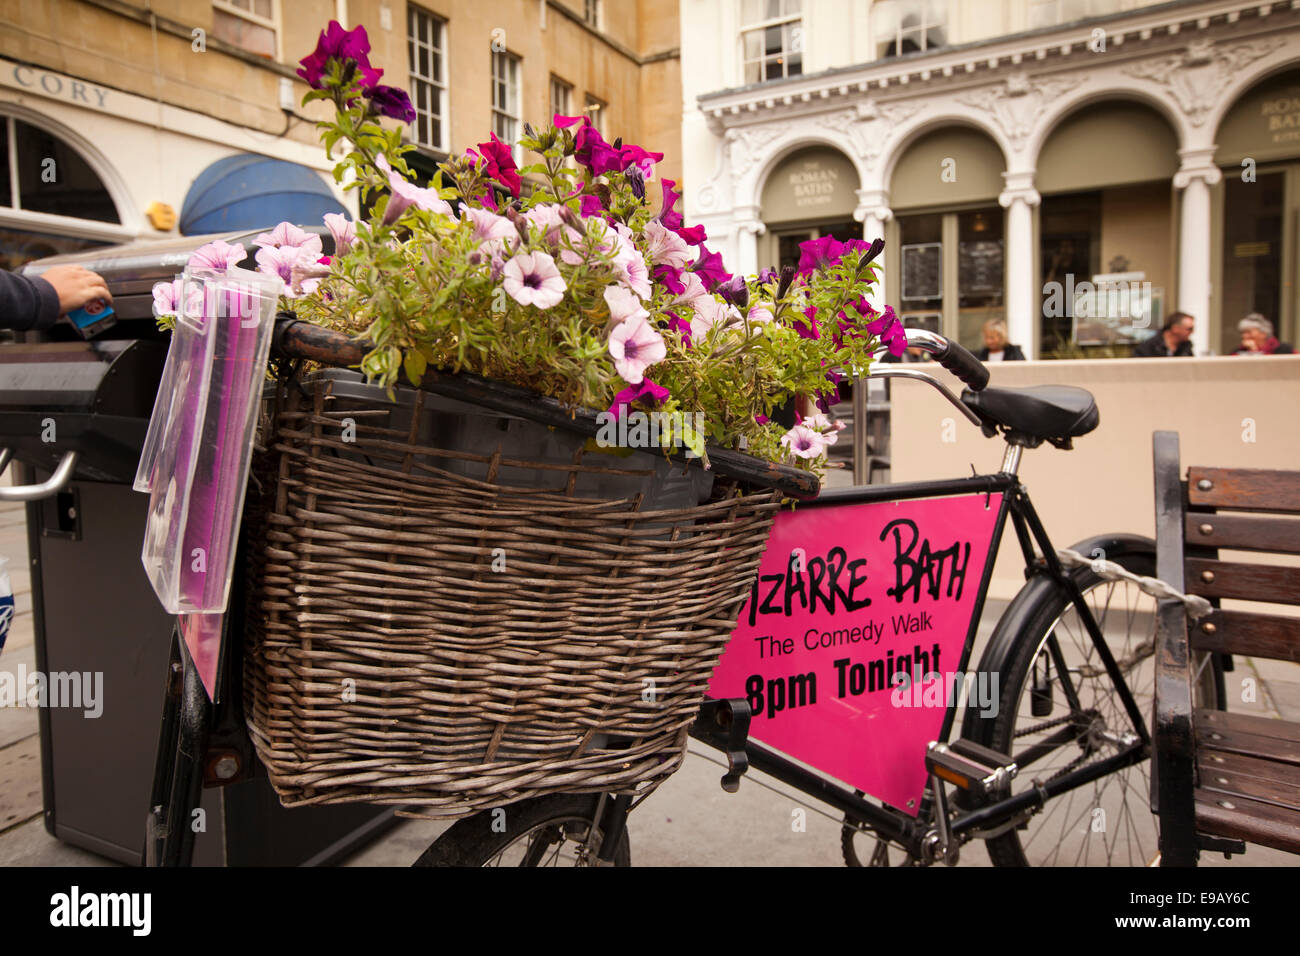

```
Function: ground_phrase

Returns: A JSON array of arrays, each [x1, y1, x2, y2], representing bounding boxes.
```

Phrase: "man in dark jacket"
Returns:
[[0, 266, 112, 332], [1132, 311, 1194, 357]]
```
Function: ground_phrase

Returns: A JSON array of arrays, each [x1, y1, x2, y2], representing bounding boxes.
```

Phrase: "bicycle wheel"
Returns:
[[412, 794, 631, 867], [968, 552, 1220, 867]]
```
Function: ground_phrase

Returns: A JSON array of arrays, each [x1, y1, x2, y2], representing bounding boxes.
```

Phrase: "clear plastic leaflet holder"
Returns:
[[136, 266, 279, 614]]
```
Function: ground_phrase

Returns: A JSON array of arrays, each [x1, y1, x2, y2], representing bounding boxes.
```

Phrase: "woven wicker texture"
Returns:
[[243, 379, 780, 818]]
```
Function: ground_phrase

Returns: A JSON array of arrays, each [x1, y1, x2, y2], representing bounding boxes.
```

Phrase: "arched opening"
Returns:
[[1213, 67, 1300, 355], [888, 124, 1006, 353], [1, 113, 123, 272], [1035, 100, 1179, 357], [758, 145, 860, 272]]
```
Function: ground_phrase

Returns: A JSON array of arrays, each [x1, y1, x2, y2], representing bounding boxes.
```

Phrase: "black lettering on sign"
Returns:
[[880, 518, 972, 604], [748, 546, 872, 624]]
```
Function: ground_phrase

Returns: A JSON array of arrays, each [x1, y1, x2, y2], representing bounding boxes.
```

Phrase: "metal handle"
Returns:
[[0, 450, 79, 501]]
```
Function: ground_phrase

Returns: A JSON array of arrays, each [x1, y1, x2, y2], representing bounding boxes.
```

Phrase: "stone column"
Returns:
[[1174, 149, 1221, 356], [855, 188, 892, 306], [733, 204, 766, 277], [999, 175, 1041, 359]]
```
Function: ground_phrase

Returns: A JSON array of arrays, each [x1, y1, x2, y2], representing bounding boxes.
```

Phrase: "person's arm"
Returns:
[[0, 265, 112, 333]]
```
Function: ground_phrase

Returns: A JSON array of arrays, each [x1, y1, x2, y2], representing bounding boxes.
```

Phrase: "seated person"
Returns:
[[1133, 311, 1195, 356], [1233, 313, 1295, 355], [974, 318, 1025, 361]]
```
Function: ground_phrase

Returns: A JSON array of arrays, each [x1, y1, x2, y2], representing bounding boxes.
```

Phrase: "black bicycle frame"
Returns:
[[687, 469, 1151, 859]]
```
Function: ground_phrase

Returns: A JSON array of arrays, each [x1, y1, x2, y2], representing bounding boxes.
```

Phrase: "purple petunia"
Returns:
[[365, 85, 416, 123], [608, 379, 670, 419]]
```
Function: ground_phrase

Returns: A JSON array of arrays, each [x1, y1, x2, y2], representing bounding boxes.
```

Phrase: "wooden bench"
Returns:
[[1151, 431, 1300, 866]]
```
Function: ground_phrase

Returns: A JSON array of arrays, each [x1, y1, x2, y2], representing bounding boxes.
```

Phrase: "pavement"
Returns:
[[1, 463, 1296, 867]]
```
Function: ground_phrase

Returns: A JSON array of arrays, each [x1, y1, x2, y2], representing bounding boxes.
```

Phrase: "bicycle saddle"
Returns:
[[960, 385, 1099, 449]]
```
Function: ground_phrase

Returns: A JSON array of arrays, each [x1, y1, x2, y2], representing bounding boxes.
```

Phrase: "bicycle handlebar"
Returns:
[[896, 329, 990, 392]]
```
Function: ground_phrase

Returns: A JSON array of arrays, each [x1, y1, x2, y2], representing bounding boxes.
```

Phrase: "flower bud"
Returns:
[[776, 265, 796, 300], [626, 164, 645, 200]]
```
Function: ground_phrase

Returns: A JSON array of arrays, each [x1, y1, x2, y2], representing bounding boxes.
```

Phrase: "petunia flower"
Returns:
[[643, 220, 691, 270], [619, 144, 663, 178], [608, 313, 666, 385], [501, 251, 566, 309], [793, 306, 820, 340], [297, 20, 383, 91], [608, 379, 670, 419], [746, 303, 774, 325], [254, 222, 322, 254], [376, 153, 453, 223], [798, 235, 846, 276], [654, 264, 685, 295], [604, 284, 648, 325], [611, 235, 651, 298], [689, 294, 741, 342], [255, 244, 320, 297], [323, 212, 356, 255], [780, 424, 830, 460], [523, 204, 568, 243], [690, 246, 730, 292], [188, 240, 247, 274], [553, 113, 586, 128], [152, 277, 183, 317], [476, 132, 522, 197], [461, 206, 517, 243], [578, 194, 605, 218], [365, 85, 416, 123]]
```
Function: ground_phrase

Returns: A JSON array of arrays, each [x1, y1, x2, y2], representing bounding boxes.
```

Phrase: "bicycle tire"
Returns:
[[412, 794, 631, 867], [965, 550, 1221, 867]]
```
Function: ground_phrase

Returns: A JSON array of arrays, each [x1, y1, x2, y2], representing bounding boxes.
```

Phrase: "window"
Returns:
[[584, 94, 606, 137], [584, 0, 600, 28], [874, 0, 948, 59], [741, 0, 802, 84], [1, 116, 120, 273], [1027, 0, 1121, 29], [212, 0, 277, 58], [550, 76, 572, 121], [491, 49, 521, 160], [408, 7, 448, 151]]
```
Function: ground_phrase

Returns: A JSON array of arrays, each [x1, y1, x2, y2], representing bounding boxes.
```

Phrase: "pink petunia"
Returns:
[[376, 153, 453, 224], [255, 245, 321, 297], [613, 240, 651, 299], [323, 213, 356, 255], [254, 222, 323, 258], [501, 251, 566, 309], [461, 206, 517, 243], [780, 424, 830, 460], [643, 220, 692, 270], [604, 284, 648, 325], [608, 378, 670, 419], [607, 312, 666, 385], [188, 240, 246, 274], [152, 278, 183, 317]]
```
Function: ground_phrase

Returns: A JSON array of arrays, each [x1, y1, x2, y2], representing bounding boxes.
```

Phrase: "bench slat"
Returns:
[[1187, 467, 1300, 513], [1197, 709, 1300, 745], [1195, 790, 1300, 854], [1197, 750, 1300, 812], [1186, 559, 1300, 606], [1190, 610, 1300, 663], [1195, 718, 1300, 766], [1184, 513, 1300, 555]]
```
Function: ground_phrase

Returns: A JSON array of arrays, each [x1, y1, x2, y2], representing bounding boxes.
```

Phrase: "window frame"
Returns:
[[211, 0, 280, 59], [583, 93, 606, 138], [874, 0, 949, 60], [550, 75, 573, 121], [491, 48, 523, 164], [739, 1, 803, 85], [585, 0, 601, 29], [407, 5, 449, 154]]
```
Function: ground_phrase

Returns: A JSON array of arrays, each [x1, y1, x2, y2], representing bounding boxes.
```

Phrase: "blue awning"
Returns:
[[180, 154, 346, 236]]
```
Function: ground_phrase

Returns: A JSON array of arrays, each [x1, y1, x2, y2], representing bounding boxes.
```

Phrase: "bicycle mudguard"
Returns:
[[958, 532, 1154, 745]]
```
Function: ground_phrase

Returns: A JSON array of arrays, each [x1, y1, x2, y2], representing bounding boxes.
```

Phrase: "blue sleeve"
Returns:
[[0, 271, 61, 332]]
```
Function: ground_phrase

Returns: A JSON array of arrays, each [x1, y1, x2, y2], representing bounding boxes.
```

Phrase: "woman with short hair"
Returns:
[[974, 318, 1025, 361], [1233, 313, 1295, 355]]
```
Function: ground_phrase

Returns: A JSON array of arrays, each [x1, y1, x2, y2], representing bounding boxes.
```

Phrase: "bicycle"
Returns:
[[405, 328, 1221, 867]]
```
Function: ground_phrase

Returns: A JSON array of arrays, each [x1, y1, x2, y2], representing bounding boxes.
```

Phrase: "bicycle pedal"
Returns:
[[926, 740, 1017, 799]]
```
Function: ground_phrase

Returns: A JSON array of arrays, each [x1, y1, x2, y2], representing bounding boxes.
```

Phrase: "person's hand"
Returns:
[[39, 265, 112, 314]]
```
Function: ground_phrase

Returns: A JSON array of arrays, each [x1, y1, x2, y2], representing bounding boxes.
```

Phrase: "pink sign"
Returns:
[[179, 612, 223, 700], [708, 493, 1003, 816]]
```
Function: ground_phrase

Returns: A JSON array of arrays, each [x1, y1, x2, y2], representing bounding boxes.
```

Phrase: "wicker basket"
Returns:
[[243, 375, 780, 818]]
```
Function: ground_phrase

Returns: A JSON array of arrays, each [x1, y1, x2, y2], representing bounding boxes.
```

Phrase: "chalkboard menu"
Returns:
[[901, 242, 942, 300], [959, 240, 1003, 295]]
